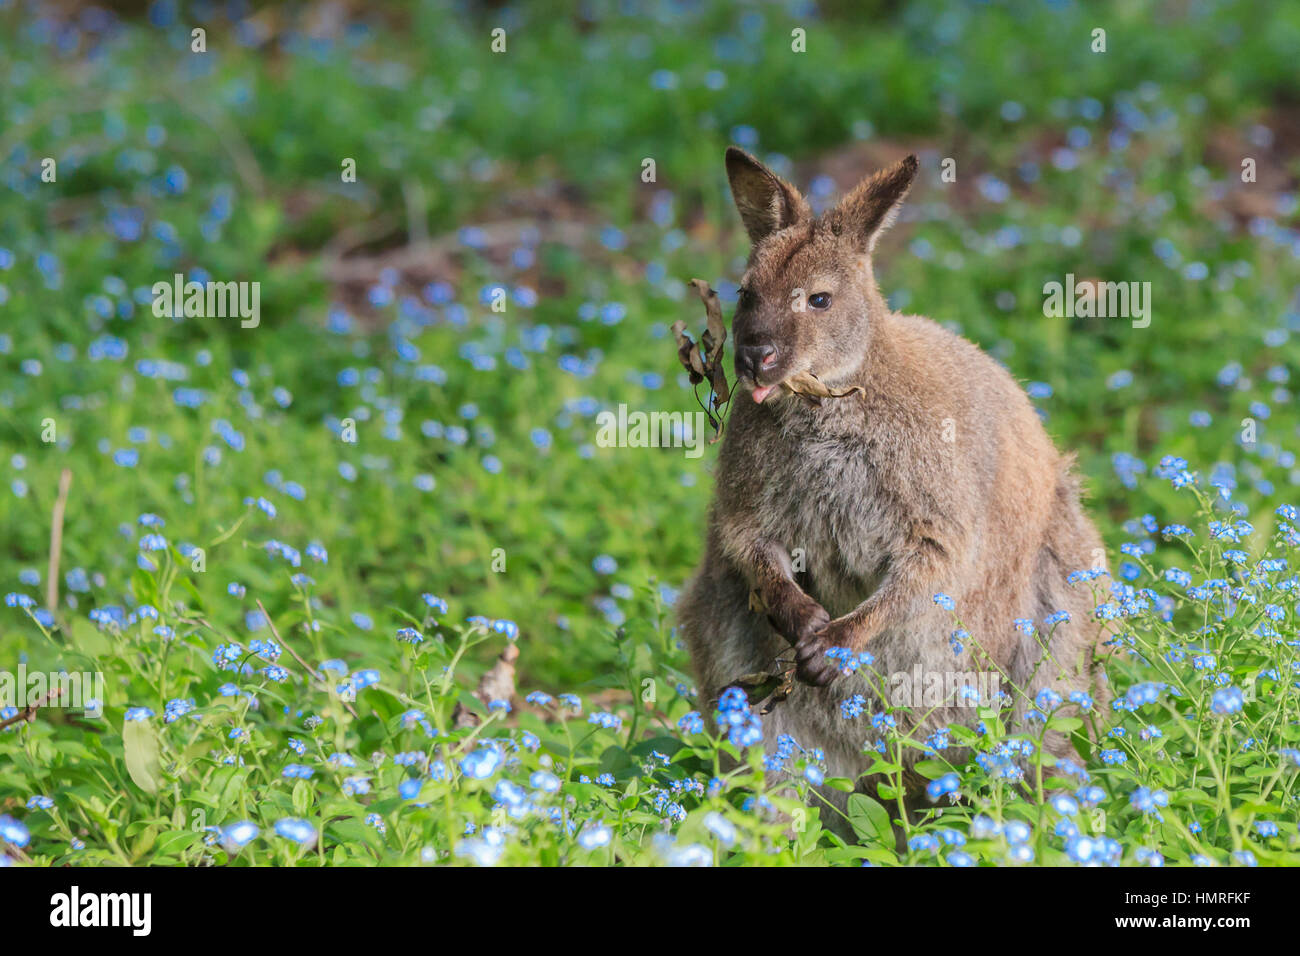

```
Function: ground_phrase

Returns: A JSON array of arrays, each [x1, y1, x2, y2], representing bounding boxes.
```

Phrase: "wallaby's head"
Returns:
[[724, 147, 918, 402]]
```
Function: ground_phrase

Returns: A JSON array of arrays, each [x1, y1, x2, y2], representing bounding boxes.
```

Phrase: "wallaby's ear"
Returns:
[[827, 153, 918, 252], [725, 146, 810, 246]]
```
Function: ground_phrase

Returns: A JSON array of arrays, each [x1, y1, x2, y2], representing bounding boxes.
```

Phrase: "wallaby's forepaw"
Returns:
[[793, 627, 840, 686], [767, 597, 829, 650], [794, 616, 863, 686]]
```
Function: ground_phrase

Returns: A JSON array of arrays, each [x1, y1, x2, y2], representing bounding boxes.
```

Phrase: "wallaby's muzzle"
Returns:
[[733, 336, 789, 403], [734, 343, 776, 382]]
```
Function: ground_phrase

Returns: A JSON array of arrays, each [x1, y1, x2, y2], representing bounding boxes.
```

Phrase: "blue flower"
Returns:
[[163, 698, 195, 723], [1211, 686, 1244, 715], [1003, 820, 1031, 845], [220, 821, 259, 851], [926, 772, 960, 801], [1130, 786, 1170, 816], [908, 834, 939, 853], [396, 627, 424, 644], [399, 779, 424, 801], [1049, 794, 1079, 816], [840, 694, 867, 719], [714, 687, 762, 749], [702, 812, 736, 845], [273, 818, 316, 846], [578, 824, 613, 850], [0, 815, 31, 847], [460, 747, 503, 780], [588, 711, 622, 730]]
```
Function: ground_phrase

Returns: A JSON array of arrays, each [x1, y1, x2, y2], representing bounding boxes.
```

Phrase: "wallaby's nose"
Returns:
[[735, 343, 777, 381]]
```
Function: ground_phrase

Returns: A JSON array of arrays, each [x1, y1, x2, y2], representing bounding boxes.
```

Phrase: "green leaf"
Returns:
[[847, 793, 894, 847], [597, 745, 634, 776], [153, 830, 203, 857], [629, 736, 685, 759], [123, 719, 163, 795], [1047, 716, 1083, 733], [912, 760, 951, 781], [132, 825, 159, 858], [1070, 725, 1093, 761]]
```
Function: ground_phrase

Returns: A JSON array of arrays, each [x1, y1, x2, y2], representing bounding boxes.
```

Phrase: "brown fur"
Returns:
[[678, 148, 1110, 835]]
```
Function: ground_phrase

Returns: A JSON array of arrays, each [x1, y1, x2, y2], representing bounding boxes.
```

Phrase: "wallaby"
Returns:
[[677, 147, 1110, 836]]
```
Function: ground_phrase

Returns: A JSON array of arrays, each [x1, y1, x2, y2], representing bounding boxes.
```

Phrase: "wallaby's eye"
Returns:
[[809, 292, 832, 310], [737, 287, 756, 309]]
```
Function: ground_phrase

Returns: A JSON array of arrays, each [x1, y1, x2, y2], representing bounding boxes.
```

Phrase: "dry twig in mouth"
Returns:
[[781, 371, 865, 406]]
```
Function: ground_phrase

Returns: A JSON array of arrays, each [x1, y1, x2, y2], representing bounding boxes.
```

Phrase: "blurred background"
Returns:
[[1, 0, 1299, 691]]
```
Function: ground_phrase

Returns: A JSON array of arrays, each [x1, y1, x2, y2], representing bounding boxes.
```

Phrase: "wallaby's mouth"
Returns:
[[735, 339, 790, 403], [739, 352, 801, 404], [746, 367, 796, 404]]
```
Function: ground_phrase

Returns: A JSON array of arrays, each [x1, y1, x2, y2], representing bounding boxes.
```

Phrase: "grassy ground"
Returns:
[[2, 0, 1299, 866]]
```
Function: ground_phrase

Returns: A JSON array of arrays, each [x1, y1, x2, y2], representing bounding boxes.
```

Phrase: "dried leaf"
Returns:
[[707, 361, 731, 405], [671, 279, 735, 443], [451, 701, 480, 730], [474, 643, 519, 709], [759, 671, 796, 715], [690, 278, 727, 369], [723, 668, 795, 715], [671, 321, 706, 382], [727, 672, 785, 706]]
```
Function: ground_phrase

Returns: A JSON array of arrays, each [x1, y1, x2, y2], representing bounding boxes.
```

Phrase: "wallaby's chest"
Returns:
[[756, 430, 897, 615]]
